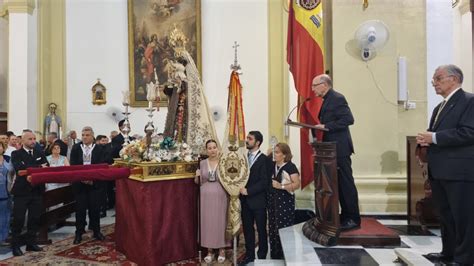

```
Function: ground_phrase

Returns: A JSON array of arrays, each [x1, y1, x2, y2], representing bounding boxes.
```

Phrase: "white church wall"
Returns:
[[332, 0, 428, 213], [66, 0, 152, 137], [453, 0, 472, 93], [0, 3, 7, 113], [66, 0, 268, 145], [426, 0, 454, 124], [201, 0, 269, 149]]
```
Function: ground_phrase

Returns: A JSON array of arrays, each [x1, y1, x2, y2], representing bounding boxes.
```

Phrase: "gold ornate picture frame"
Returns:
[[92, 79, 107, 105], [127, 0, 201, 107]]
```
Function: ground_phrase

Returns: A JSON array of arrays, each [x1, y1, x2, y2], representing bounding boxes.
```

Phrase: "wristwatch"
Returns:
[[281, 184, 285, 189]]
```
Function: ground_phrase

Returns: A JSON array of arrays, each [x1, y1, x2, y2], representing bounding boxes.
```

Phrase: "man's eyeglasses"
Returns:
[[311, 82, 325, 88], [431, 75, 453, 84]]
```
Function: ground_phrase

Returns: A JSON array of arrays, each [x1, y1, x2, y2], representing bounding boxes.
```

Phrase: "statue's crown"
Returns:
[[168, 24, 188, 57]]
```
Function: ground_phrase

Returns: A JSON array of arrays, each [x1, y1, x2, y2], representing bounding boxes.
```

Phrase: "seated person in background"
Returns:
[[46, 143, 70, 191], [44, 132, 68, 157]]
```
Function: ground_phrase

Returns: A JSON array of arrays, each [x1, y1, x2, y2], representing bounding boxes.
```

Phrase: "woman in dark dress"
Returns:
[[268, 142, 301, 259]]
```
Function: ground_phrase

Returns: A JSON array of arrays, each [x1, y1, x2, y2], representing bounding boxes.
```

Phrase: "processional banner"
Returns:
[[218, 71, 249, 239]]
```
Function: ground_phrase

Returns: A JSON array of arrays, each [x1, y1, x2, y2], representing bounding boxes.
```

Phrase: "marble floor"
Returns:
[[279, 219, 442, 266], [1, 214, 443, 265]]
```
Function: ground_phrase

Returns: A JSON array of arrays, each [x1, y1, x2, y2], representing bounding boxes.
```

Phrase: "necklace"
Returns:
[[207, 159, 218, 182]]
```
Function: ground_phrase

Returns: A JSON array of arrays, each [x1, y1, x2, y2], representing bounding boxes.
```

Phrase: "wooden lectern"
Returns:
[[286, 120, 340, 246]]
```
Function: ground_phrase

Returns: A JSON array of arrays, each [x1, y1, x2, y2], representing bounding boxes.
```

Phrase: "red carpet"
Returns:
[[0, 225, 136, 265], [341, 218, 399, 236], [55, 232, 135, 264], [338, 217, 400, 246], [0, 224, 247, 265]]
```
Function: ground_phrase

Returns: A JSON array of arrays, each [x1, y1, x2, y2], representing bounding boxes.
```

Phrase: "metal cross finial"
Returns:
[[230, 41, 242, 73]]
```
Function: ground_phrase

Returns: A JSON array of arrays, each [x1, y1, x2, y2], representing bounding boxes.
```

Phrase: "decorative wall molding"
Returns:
[[0, 0, 35, 17], [296, 175, 407, 214]]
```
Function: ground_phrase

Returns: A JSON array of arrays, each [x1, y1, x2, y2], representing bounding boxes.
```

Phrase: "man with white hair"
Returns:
[[70, 126, 107, 244], [417, 64, 474, 265], [66, 130, 78, 160]]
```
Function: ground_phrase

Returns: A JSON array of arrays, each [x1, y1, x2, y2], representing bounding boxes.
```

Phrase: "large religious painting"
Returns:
[[128, 0, 201, 107]]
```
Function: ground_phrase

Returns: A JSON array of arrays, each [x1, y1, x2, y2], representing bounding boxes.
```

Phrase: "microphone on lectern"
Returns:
[[286, 97, 311, 123]]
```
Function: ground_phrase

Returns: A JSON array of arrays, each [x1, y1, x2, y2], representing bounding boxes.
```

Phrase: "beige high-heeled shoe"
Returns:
[[204, 253, 213, 263], [217, 249, 225, 263]]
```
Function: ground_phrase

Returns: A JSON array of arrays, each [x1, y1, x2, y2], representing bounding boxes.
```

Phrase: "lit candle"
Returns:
[[146, 82, 156, 102], [122, 91, 130, 105]]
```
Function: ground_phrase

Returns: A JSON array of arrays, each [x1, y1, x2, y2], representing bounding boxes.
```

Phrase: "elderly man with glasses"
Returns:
[[417, 64, 474, 265]]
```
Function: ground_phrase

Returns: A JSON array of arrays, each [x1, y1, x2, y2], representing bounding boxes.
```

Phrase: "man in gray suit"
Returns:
[[417, 64, 474, 265]]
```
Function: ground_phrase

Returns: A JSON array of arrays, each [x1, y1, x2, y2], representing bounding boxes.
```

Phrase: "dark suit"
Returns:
[[10, 147, 48, 247], [44, 139, 68, 157], [427, 89, 474, 264], [110, 134, 134, 159], [318, 88, 360, 224], [240, 151, 270, 260], [70, 143, 106, 234], [106, 134, 134, 209]]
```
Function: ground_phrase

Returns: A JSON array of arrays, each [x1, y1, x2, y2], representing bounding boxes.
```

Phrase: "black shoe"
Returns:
[[444, 262, 472, 266], [424, 252, 453, 262], [11, 246, 23, 256], [237, 256, 255, 266], [100, 211, 107, 218], [73, 234, 82, 244], [340, 219, 361, 231], [25, 244, 43, 252], [93, 232, 105, 241]]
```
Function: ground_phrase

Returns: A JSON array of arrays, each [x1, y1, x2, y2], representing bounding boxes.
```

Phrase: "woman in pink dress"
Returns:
[[195, 140, 230, 263]]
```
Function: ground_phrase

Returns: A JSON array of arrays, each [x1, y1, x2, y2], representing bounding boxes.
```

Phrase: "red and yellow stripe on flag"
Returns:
[[228, 71, 246, 147], [287, 0, 325, 189]]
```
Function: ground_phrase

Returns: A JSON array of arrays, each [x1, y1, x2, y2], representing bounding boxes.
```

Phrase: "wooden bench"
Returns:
[[38, 185, 76, 244]]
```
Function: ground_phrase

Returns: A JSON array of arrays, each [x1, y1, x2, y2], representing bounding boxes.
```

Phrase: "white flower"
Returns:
[[184, 155, 192, 162]]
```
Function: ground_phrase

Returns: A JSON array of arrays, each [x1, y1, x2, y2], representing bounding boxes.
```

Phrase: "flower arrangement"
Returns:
[[119, 140, 146, 162], [120, 136, 197, 163]]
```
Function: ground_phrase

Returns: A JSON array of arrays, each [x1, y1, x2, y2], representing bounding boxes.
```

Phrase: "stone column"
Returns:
[[1, 0, 38, 134]]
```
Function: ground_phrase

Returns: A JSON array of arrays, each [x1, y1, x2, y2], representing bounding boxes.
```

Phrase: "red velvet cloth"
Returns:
[[27, 164, 109, 174], [29, 168, 131, 186], [115, 178, 198, 265]]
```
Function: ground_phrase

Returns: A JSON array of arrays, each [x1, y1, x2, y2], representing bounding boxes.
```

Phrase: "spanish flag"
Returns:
[[287, 0, 325, 189]]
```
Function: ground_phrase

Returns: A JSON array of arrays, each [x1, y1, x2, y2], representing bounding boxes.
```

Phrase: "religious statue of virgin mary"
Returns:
[[163, 26, 219, 154], [44, 103, 62, 138]]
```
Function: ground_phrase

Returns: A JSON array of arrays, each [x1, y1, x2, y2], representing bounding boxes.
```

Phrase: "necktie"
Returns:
[[28, 150, 33, 157], [248, 153, 254, 166], [84, 145, 92, 164], [433, 100, 447, 125]]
